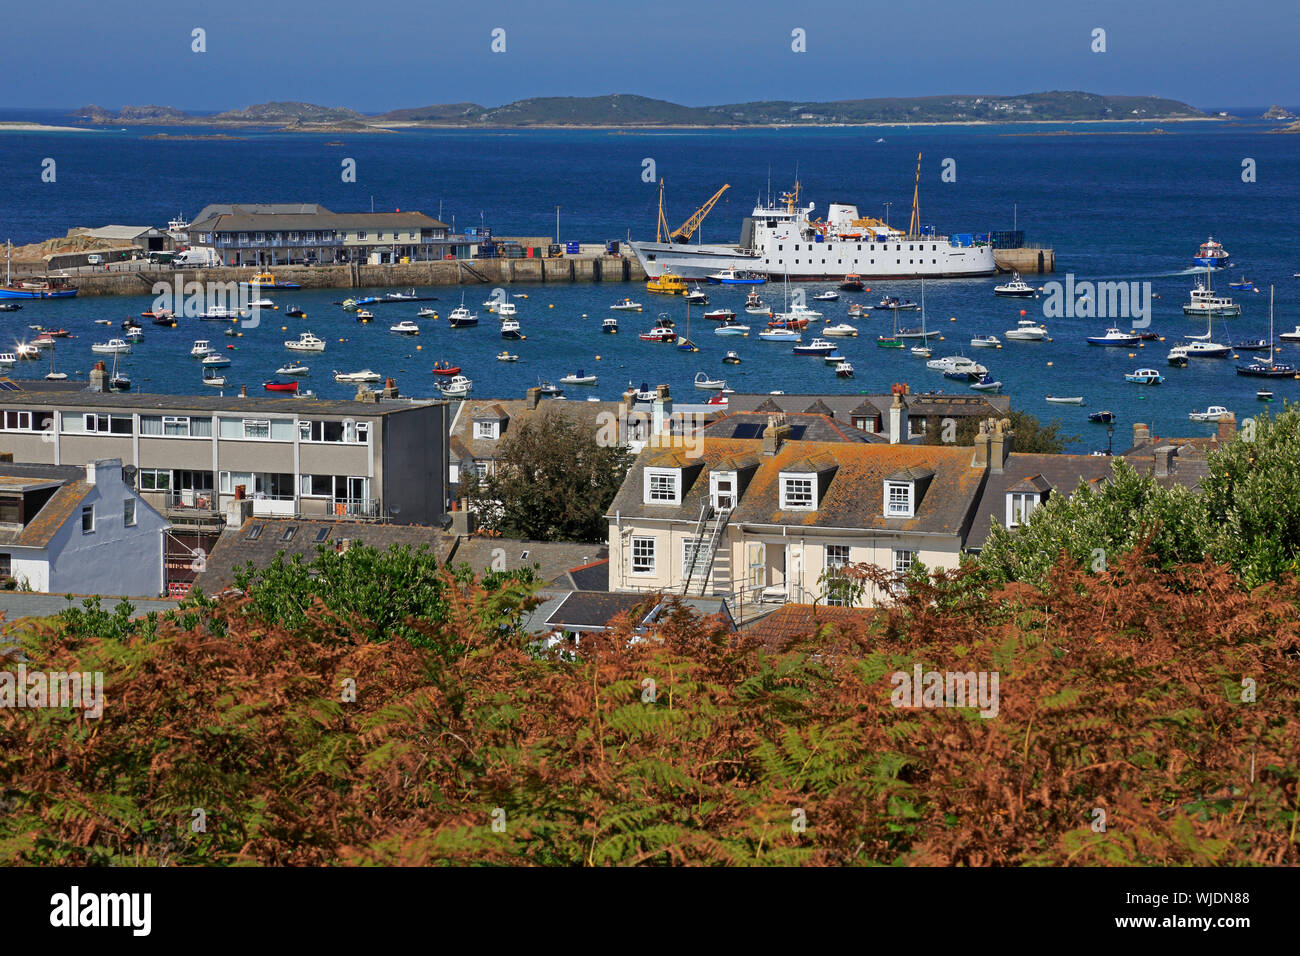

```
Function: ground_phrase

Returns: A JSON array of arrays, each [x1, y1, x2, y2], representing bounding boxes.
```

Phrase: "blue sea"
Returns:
[[1, 107, 1297, 451]]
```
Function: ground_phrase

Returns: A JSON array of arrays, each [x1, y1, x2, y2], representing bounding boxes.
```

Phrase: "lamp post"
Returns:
[[1106, 422, 1115, 456], [883, 202, 892, 229]]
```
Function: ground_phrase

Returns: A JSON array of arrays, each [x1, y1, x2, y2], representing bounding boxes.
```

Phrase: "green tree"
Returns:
[[925, 409, 1075, 454], [1199, 404, 1300, 587], [465, 412, 633, 542], [974, 458, 1207, 587]]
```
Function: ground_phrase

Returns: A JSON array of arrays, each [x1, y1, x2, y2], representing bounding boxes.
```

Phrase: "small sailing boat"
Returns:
[[44, 341, 67, 381], [676, 299, 699, 352]]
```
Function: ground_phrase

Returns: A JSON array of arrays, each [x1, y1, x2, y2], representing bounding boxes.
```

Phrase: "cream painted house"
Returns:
[[606, 398, 1000, 610]]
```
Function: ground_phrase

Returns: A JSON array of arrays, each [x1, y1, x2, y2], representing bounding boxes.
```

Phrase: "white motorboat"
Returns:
[[201, 353, 231, 368], [610, 298, 643, 311], [791, 337, 838, 355], [1279, 325, 1300, 343], [385, 289, 419, 300], [1086, 328, 1141, 346], [834, 360, 854, 378], [354, 309, 374, 321], [823, 323, 858, 337], [560, 370, 598, 386], [1183, 280, 1241, 317], [1045, 395, 1085, 405], [0, 352, 15, 366], [713, 321, 750, 336], [970, 374, 1002, 392], [1004, 318, 1047, 341], [602, 317, 619, 333], [497, 351, 519, 362], [501, 318, 525, 340], [812, 291, 840, 302], [248, 297, 275, 308], [198, 306, 242, 321], [202, 368, 227, 387], [758, 328, 801, 341], [694, 372, 726, 390], [970, 334, 1001, 348], [1125, 368, 1164, 385], [418, 307, 437, 318], [993, 272, 1036, 297], [285, 331, 326, 352], [1189, 405, 1233, 423], [389, 320, 420, 335], [91, 338, 131, 354], [334, 369, 381, 383], [189, 339, 213, 357], [926, 355, 986, 376], [437, 374, 473, 398], [448, 304, 478, 328], [125, 327, 144, 340], [276, 364, 309, 375], [910, 344, 932, 358]]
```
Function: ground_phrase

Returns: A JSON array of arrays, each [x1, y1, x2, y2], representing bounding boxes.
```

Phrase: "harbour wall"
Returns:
[[63, 255, 650, 298], [994, 247, 1056, 274]]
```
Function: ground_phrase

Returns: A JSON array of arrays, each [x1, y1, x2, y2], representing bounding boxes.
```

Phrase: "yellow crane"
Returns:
[[656, 181, 730, 244]]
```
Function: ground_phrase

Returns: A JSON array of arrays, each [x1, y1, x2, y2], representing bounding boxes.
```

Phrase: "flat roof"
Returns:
[[0, 388, 442, 417]]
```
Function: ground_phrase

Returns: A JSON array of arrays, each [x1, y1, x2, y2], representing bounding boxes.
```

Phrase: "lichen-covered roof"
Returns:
[[0, 481, 92, 548]]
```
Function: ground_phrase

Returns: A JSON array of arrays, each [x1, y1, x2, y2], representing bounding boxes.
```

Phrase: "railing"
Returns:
[[161, 489, 217, 511]]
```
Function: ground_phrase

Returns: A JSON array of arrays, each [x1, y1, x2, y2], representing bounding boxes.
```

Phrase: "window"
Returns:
[[826, 544, 850, 568], [123, 499, 136, 526], [682, 537, 708, 573], [894, 550, 917, 575], [245, 524, 264, 540], [2, 410, 31, 431], [474, 421, 498, 440], [357, 230, 367, 240], [0, 495, 20, 524], [0, 553, 9, 578], [314, 527, 330, 542], [824, 545, 852, 606], [885, 482, 914, 517], [281, 526, 298, 542], [780, 476, 815, 510], [299, 419, 367, 443], [138, 468, 171, 491], [67, 413, 132, 435], [1007, 492, 1040, 527], [645, 469, 679, 504], [141, 415, 212, 438], [81, 506, 94, 534], [244, 419, 270, 440], [631, 536, 656, 575]]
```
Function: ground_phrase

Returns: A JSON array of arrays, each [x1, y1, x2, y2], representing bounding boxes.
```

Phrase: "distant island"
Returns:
[[68, 91, 1213, 130]]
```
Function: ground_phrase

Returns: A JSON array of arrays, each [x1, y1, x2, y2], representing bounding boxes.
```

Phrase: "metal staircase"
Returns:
[[681, 504, 731, 596]]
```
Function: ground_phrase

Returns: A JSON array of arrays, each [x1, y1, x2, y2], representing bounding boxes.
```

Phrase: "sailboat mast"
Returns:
[[907, 152, 922, 238]]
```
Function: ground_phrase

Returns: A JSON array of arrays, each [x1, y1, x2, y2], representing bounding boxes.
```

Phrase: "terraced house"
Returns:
[[606, 389, 992, 612]]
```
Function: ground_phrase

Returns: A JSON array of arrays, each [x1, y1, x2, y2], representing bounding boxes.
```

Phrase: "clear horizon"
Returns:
[[5, 0, 1296, 111]]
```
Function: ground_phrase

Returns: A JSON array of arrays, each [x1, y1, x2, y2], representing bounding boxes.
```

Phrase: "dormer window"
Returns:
[[474, 420, 499, 440], [884, 480, 914, 518], [710, 471, 736, 511], [1007, 492, 1040, 527], [644, 467, 681, 505], [780, 475, 815, 510]]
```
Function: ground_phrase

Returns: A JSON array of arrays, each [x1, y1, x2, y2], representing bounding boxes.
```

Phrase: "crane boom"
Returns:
[[669, 184, 730, 243]]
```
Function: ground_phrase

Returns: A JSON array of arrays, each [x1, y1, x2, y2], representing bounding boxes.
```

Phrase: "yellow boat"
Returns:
[[646, 272, 688, 295]]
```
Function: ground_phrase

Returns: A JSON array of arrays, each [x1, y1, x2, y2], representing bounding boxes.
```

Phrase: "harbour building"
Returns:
[[183, 204, 455, 266]]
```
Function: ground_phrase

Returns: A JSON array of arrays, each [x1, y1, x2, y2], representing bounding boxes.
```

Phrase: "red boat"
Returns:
[[767, 316, 809, 330], [263, 381, 297, 392], [432, 364, 462, 376], [703, 309, 737, 321], [638, 327, 678, 342], [705, 391, 729, 405], [141, 309, 174, 320]]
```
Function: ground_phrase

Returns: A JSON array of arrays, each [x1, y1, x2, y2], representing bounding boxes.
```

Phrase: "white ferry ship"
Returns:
[[630, 158, 996, 281]]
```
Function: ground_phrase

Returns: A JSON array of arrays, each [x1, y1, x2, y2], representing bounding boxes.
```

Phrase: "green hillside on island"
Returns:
[[69, 91, 1209, 129]]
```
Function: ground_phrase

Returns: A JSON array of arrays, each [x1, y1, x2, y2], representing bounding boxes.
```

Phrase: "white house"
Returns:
[[0, 459, 168, 596]]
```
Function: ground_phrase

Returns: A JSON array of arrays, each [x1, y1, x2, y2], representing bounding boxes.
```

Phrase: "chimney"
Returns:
[[240, 384, 247, 397], [526, 386, 541, 409], [971, 419, 992, 468], [1217, 414, 1237, 443], [88, 361, 107, 393], [990, 417, 1014, 474], [1133, 422, 1149, 446], [762, 413, 791, 456], [888, 383, 908, 445], [354, 383, 378, 403], [85, 461, 97, 485], [383, 377, 398, 399], [1153, 445, 1176, 478], [651, 384, 672, 442]]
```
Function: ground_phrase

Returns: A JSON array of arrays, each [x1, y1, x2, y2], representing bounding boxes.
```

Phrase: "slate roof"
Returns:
[[702, 412, 884, 444], [190, 518, 457, 592], [449, 398, 622, 463], [542, 592, 734, 632], [191, 206, 447, 233], [445, 537, 609, 589], [726, 392, 1010, 421], [965, 453, 1117, 550], [608, 438, 985, 536], [0, 481, 92, 548], [739, 603, 876, 652], [1118, 431, 1217, 492]]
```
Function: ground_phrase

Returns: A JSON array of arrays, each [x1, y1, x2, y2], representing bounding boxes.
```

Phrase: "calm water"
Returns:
[[1, 110, 1297, 451]]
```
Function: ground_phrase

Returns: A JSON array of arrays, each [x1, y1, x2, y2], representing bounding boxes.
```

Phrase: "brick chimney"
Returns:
[[526, 386, 541, 409], [888, 383, 908, 445], [354, 383, 378, 403], [1153, 445, 1176, 478], [88, 361, 107, 393], [990, 418, 1014, 474], [1217, 414, 1237, 443], [382, 377, 398, 399], [1133, 422, 1150, 446]]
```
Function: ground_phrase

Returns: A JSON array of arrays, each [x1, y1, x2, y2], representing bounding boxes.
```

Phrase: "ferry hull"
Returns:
[[630, 240, 996, 281]]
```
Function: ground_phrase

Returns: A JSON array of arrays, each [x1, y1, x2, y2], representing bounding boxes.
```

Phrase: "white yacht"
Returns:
[[389, 320, 420, 335], [1183, 281, 1241, 317], [1004, 318, 1047, 341], [993, 272, 1036, 297], [334, 369, 381, 383], [285, 331, 327, 352], [91, 338, 132, 354], [189, 339, 213, 357]]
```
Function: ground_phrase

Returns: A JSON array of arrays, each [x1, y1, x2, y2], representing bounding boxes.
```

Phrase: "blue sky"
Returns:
[[8, 0, 1296, 111]]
